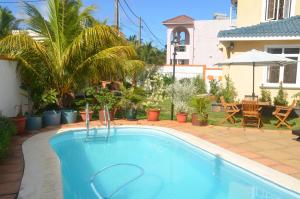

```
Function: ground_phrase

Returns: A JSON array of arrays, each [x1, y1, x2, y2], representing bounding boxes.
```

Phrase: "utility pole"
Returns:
[[114, 0, 120, 31], [138, 17, 142, 45]]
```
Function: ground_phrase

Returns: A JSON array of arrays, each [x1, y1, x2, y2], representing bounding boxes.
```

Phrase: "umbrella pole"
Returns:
[[252, 62, 255, 98]]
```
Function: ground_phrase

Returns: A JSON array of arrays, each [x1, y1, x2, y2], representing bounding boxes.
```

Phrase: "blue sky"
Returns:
[[2, 0, 231, 48]]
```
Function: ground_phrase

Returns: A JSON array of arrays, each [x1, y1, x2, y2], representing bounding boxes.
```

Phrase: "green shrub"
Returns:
[[218, 75, 237, 103], [273, 82, 288, 106], [259, 88, 272, 102], [193, 75, 207, 94], [166, 81, 197, 113], [189, 95, 210, 120], [209, 79, 220, 96], [0, 117, 16, 159]]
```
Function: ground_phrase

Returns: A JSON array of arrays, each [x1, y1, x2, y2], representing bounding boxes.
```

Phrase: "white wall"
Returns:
[[193, 19, 233, 66], [159, 65, 204, 79], [165, 19, 235, 67], [0, 59, 24, 117]]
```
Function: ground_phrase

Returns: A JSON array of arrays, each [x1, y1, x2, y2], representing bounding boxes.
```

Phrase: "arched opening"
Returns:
[[172, 26, 190, 45]]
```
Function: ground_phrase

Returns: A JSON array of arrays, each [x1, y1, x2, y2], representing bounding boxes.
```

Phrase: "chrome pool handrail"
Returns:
[[86, 103, 90, 137], [103, 105, 111, 141], [90, 163, 144, 199]]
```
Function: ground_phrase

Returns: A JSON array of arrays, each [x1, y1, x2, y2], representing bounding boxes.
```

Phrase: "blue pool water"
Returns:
[[50, 127, 300, 199]]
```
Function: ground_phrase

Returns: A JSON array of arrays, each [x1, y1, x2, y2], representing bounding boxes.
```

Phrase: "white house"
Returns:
[[161, 14, 235, 84]]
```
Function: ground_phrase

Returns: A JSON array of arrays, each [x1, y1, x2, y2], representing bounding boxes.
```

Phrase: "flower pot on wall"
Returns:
[[176, 113, 188, 123], [42, 111, 61, 127], [125, 108, 137, 121], [61, 110, 77, 124], [12, 116, 26, 135], [79, 111, 93, 122], [99, 109, 116, 122], [147, 109, 160, 121], [26, 116, 42, 132]]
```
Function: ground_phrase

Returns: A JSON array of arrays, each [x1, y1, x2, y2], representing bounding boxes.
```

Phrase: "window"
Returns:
[[267, 65, 280, 83], [265, 47, 299, 86], [283, 57, 297, 83], [170, 59, 189, 65], [266, 0, 292, 20]]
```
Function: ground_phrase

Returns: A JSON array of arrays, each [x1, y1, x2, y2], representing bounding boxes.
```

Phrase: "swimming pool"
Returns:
[[50, 127, 300, 199]]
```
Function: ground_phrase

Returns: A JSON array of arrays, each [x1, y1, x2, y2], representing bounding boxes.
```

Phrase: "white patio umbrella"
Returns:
[[216, 49, 297, 97]]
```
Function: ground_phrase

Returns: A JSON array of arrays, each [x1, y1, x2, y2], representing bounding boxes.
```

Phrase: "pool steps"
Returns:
[[85, 104, 111, 141], [90, 163, 144, 199]]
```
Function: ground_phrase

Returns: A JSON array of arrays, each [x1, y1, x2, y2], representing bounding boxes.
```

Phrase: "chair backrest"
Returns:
[[286, 100, 297, 115], [220, 96, 226, 107], [244, 95, 258, 101], [242, 100, 259, 112]]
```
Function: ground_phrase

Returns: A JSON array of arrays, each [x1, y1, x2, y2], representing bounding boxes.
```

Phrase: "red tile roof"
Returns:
[[162, 15, 194, 25]]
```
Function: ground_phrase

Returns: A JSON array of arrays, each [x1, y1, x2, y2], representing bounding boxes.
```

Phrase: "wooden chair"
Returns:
[[272, 100, 296, 129], [220, 96, 240, 124], [242, 100, 262, 128]]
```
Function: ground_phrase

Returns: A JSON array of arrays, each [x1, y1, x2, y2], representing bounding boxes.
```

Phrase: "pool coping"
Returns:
[[19, 125, 300, 198]]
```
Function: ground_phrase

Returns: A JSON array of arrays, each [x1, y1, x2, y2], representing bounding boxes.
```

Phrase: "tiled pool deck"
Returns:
[[0, 119, 300, 198]]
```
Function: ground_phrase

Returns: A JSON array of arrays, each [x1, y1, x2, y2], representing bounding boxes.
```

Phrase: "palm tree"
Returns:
[[0, 0, 141, 108], [0, 6, 18, 39]]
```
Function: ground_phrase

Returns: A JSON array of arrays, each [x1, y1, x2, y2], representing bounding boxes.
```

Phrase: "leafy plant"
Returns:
[[41, 89, 58, 110], [259, 88, 272, 103], [0, 117, 16, 159], [120, 86, 146, 109], [293, 92, 300, 107], [193, 75, 207, 94], [143, 73, 165, 109], [94, 88, 118, 111], [218, 75, 237, 103], [0, 0, 141, 108], [0, 6, 19, 39], [273, 82, 288, 106], [166, 81, 196, 113], [209, 79, 220, 96], [189, 95, 210, 120]]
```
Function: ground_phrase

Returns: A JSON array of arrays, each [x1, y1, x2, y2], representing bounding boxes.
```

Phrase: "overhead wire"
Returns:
[[121, 0, 165, 47], [0, 0, 45, 3], [119, 1, 139, 27]]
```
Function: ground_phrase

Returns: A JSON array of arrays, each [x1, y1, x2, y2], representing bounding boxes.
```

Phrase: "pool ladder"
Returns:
[[85, 103, 111, 141], [90, 163, 144, 199]]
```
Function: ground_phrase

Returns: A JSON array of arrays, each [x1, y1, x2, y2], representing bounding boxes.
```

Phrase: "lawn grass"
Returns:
[[137, 99, 300, 130]]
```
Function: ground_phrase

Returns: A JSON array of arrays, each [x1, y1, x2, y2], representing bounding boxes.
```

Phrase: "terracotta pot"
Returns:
[[147, 109, 160, 121], [79, 111, 93, 121], [99, 109, 116, 122], [209, 95, 217, 102], [12, 116, 26, 135], [176, 113, 188, 123], [191, 113, 208, 126]]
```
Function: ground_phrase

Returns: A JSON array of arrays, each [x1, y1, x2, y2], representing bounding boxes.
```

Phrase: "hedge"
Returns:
[[0, 117, 17, 159]]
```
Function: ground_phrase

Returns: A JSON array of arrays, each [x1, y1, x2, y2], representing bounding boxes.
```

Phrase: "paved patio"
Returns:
[[0, 119, 299, 198]]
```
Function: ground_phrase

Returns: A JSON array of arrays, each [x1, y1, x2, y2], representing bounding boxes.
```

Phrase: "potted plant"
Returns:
[[75, 88, 95, 122], [175, 101, 189, 123], [94, 88, 118, 122], [120, 87, 145, 121], [259, 87, 272, 105], [166, 81, 196, 122], [209, 79, 220, 102], [11, 104, 26, 135], [26, 91, 43, 132], [189, 95, 210, 126], [273, 82, 288, 106], [143, 74, 165, 121], [41, 89, 61, 127]]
